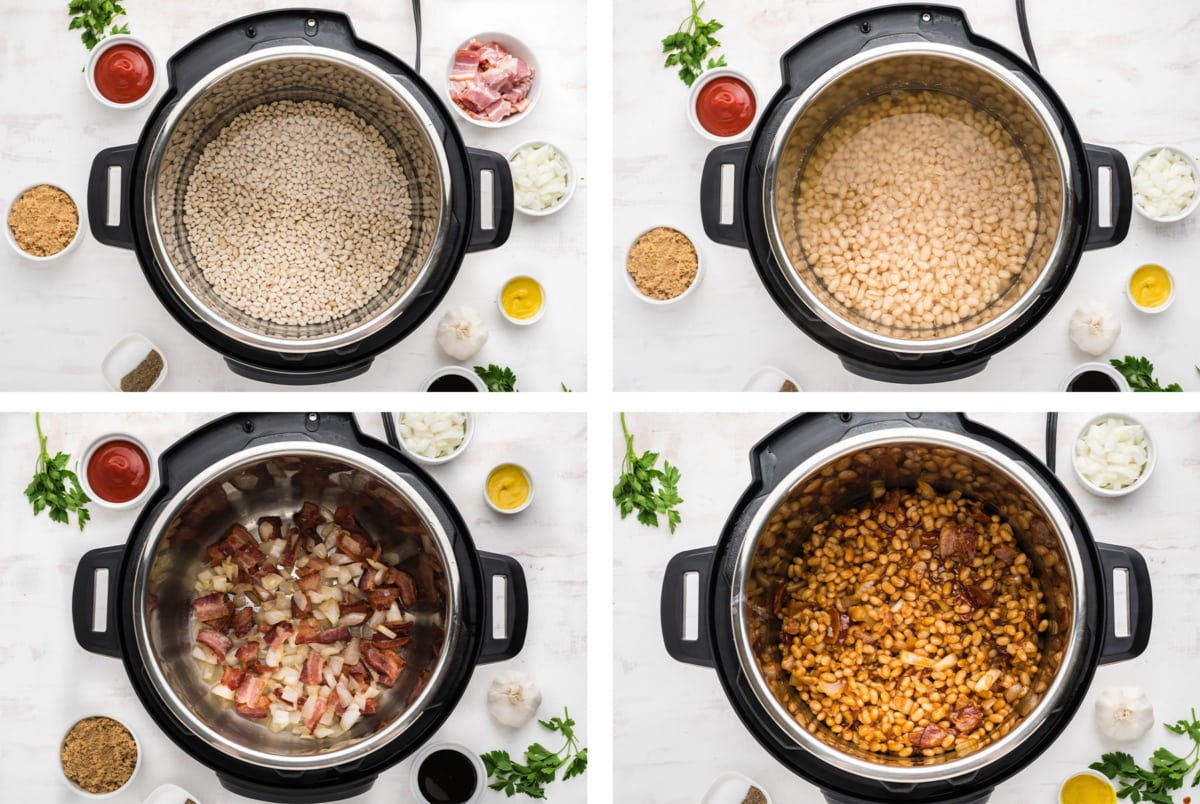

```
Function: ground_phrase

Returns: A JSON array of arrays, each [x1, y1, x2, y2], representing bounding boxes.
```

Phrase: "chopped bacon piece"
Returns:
[[221, 666, 244, 691], [362, 697, 378, 715], [257, 516, 282, 542], [233, 543, 266, 574], [295, 618, 321, 644], [300, 652, 324, 685], [264, 622, 294, 648], [236, 641, 260, 665], [297, 572, 323, 593], [197, 628, 232, 657], [388, 569, 419, 608], [280, 527, 299, 566], [294, 501, 326, 532], [314, 626, 351, 644], [236, 696, 271, 719], [939, 526, 978, 561], [304, 695, 328, 733], [233, 607, 255, 638], [909, 724, 953, 750], [339, 601, 371, 626], [301, 557, 330, 573], [344, 661, 368, 684], [363, 645, 404, 687], [292, 592, 312, 617], [372, 633, 412, 650], [358, 568, 379, 592], [964, 583, 994, 609], [368, 588, 400, 611], [332, 506, 361, 533], [235, 673, 265, 705], [207, 544, 226, 566], [193, 592, 232, 623], [826, 607, 850, 644], [337, 529, 371, 557], [993, 546, 1018, 565], [949, 705, 983, 733], [449, 48, 481, 81]]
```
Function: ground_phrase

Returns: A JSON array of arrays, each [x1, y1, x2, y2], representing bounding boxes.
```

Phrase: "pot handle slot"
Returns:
[[466, 148, 515, 253], [478, 551, 529, 663], [661, 547, 716, 667], [1083, 144, 1132, 251], [1097, 543, 1152, 664], [217, 773, 376, 803], [87, 145, 137, 250], [223, 355, 374, 385], [72, 546, 125, 658], [700, 142, 750, 249]]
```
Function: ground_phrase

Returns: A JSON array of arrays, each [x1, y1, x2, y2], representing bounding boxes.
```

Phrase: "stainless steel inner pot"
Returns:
[[147, 47, 453, 353], [764, 43, 1071, 351], [131, 442, 460, 770], [732, 429, 1085, 783]]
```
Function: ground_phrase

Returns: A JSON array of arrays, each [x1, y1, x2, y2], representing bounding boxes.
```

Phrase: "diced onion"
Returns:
[[397, 412, 468, 459], [1075, 417, 1150, 490], [1132, 148, 1197, 218], [509, 143, 571, 212]]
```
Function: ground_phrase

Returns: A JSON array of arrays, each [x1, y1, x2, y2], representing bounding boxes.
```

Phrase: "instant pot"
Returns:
[[88, 10, 514, 384], [700, 6, 1132, 382], [72, 413, 528, 802], [662, 412, 1151, 803]]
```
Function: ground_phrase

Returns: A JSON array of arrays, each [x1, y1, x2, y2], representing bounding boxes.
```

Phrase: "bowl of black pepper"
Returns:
[[102, 333, 167, 392]]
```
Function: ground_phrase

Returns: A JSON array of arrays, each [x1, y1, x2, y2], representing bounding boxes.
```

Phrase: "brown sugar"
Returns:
[[60, 716, 138, 794], [7, 184, 79, 257], [626, 226, 698, 300]]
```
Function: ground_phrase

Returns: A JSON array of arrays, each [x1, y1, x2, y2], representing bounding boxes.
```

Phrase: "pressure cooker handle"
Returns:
[[700, 142, 750, 248], [477, 551, 529, 663], [223, 355, 374, 385], [465, 148, 515, 253], [72, 546, 125, 658], [87, 144, 137, 250], [661, 547, 716, 667], [823, 790, 992, 804], [838, 353, 989, 383], [1097, 542, 1153, 664], [1083, 144, 1132, 251], [217, 773, 376, 803]]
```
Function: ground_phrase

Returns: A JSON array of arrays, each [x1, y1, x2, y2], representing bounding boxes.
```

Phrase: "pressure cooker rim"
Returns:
[[130, 440, 463, 771], [760, 41, 1074, 354], [729, 427, 1089, 783], [141, 45, 455, 355]]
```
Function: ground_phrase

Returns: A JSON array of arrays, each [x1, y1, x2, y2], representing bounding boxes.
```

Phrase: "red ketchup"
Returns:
[[94, 44, 154, 105], [87, 439, 150, 503], [695, 76, 756, 138]]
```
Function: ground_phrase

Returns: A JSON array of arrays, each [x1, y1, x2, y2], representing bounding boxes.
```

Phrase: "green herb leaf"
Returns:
[[613, 414, 684, 533], [1111, 355, 1184, 392], [481, 707, 586, 798], [26, 414, 90, 530], [474, 364, 519, 392], [67, 0, 130, 51], [1092, 709, 1200, 802], [661, 0, 728, 87]]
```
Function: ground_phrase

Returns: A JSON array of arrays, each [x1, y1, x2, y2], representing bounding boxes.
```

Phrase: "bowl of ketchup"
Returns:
[[688, 68, 758, 142], [85, 34, 159, 110], [80, 434, 155, 509]]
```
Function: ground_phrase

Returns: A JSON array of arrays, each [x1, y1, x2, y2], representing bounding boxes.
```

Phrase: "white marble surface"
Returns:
[[0, 412, 586, 803], [614, 411, 1200, 802], [613, 0, 1200, 391], [0, 1, 586, 391]]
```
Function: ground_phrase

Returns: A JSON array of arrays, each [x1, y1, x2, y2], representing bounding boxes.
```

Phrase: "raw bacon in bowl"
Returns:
[[446, 33, 540, 127]]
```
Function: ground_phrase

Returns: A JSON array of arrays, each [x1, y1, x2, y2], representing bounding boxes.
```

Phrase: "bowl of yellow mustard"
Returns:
[[1126, 263, 1174, 314], [1059, 770, 1116, 804], [485, 463, 534, 515], [498, 275, 546, 325]]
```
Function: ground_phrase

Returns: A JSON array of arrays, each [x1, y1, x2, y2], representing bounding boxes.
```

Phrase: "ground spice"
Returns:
[[742, 786, 768, 804], [120, 349, 164, 392], [780, 380, 799, 392], [626, 226, 698, 300], [7, 184, 78, 256], [61, 716, 138, 794]]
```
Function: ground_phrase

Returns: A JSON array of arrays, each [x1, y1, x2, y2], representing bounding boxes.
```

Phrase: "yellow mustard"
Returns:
[[501, 277, 543, 320], [487, 464, 530, 510], [1060, 772, 1116, 804], [1130, 264, 1172, 308]]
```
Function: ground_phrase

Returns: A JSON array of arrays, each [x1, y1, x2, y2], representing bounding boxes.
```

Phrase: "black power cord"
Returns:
[[1045, 412, 1059, 472], [412, 0, 423, 72], [1015, 0, 1040, 72]]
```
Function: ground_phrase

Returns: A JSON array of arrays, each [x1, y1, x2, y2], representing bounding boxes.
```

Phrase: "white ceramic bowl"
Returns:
[[624, 226, 704, 305], [60, 715, 142, 799], [77, 432, 157, 510], [1131, 145, 1200, 223], [1125, 264, 1176, 314], [701, 770, 772, 804], [102, 333, 167, 392], [1059, 362, 1129, 392], [484, 463, 534, 515], [507, 141, 577, 216], [4, 182, 85, 262], [1058, 769, 1116, 804], [445, 32, 540, 128], [421, 365, 487, 392], [393, 412, 475, 466], [687, 68, 759, 142], [498, 275, 546, 325], [143, 783, 199, 804], [85, 34, 161, 111], [742, 366, 801, 392], [1072, 413, 1156, 498], [409, 741, 487, 804]]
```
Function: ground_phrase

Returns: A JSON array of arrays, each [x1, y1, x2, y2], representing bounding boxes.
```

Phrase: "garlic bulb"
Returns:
[[1095, 686, 1154, 741], [436, 306, 488, 361], [1068, 301, 1120, 356], [487, 671, 542, 728]]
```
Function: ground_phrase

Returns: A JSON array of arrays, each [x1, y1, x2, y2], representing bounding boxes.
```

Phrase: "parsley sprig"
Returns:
[[474, 364, 518, 392], [1091, 709, 1200, 803], [661, 0, 727, 87], [1110, 355, 1183, 392], [613, 413, 683, 533], [68, 0, 131, 51], [481, 707, 588, 799], [25, 413, 91, 531]]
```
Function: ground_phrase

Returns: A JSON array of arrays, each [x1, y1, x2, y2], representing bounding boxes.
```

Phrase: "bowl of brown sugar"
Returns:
[[5, 182, 84, 261], [60, 715, 141, 798], [624, 226, 704, 304]]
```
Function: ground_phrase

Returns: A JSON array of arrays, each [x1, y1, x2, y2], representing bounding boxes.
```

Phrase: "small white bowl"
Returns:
[[445, 32, 540, 128], [4, 182, 85, 262], [77, 433, 157, 510], [1059, 362, 1129, 392], [143, 783, 199, 804], [687, 68, 759, 142], [1058, 769, 1116, 804], [624, 227, 704, 305], [498, 275, 546, 325], [409, 742, 487, 804], [484, 463, 534, 515], [421, 365, 488, 392], [507, 141, 577, 216], [85, 34, 161, 111], [102, 333, 167, 392], [393, 412, 475, 466], [1126, 264, 1176, 314], [1131, 145, 1200, 223], [742, 366, 801, 392], [60, 715, 142, 799], [701, 770, 772, 804], [1072, 413, 1156, 498]]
